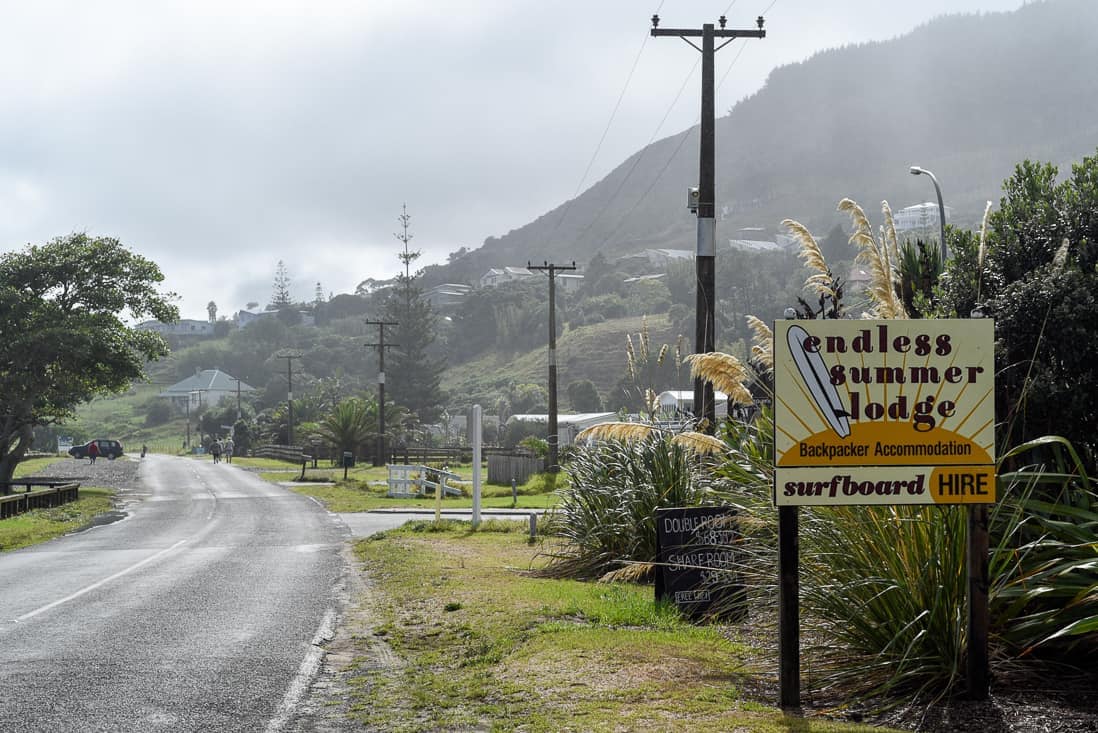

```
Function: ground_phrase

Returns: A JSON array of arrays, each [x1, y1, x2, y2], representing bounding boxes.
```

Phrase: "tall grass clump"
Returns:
[[539, 430, 723, 581]]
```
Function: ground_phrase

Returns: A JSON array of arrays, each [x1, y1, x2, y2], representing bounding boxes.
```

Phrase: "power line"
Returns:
[[541, 2, 667, 247]]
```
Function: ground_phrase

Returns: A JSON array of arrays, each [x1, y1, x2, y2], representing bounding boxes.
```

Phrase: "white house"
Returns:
[[657, 390, 729, 419], [424, 283, 472, 311], [894, 202, 952, 240], [135, 318, 214, 337], [727, 239, 784, 254], [479, 266, 535, 289], [505, 412, 617, 446], [159, 369, 256, 413]]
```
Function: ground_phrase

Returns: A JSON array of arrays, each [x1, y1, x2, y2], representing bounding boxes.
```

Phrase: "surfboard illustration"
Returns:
[[786, 324, 851, 439]]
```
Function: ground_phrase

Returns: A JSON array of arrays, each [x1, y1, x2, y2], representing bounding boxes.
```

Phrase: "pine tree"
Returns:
[[269, 260, 292, 311], [381, 205, 444, 423]]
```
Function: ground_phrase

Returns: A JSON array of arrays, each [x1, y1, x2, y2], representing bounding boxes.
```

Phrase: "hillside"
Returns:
[[444, 313, 683, 410], [422, 0, 1098, 287]]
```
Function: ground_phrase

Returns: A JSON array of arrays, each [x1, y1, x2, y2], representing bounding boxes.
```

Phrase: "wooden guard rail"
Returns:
[[0, 480, 81, 520]]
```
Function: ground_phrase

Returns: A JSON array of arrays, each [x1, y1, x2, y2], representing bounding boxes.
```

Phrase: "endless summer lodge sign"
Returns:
[[774, 320, 996, 506]]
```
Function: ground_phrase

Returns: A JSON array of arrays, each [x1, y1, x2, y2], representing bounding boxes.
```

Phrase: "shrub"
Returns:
[[540, 431, 723, 580]]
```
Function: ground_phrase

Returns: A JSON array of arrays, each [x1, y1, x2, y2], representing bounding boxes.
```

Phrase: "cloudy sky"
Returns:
[[1, 0, 1027, 320]]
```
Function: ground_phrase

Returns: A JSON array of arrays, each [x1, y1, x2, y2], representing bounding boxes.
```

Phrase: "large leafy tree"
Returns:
[[0, 234, 178, 483], [940, 151, 1098, 470]]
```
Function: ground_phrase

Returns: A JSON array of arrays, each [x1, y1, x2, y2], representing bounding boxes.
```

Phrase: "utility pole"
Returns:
[[366, 319, 399, 466], [277, 354, 301, 447], [651, 13, 766, 432], [528, 260, 577, 473], [234, 378, 242, 421]]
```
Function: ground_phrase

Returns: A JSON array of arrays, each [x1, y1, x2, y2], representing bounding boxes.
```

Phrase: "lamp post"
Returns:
[[909, 166, 947, 262]]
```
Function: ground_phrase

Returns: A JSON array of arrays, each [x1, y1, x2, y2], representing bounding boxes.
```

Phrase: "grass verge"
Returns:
[[256, 461, 564, 513], [0, 487, 114, 553], [343, 521, 890, 732]]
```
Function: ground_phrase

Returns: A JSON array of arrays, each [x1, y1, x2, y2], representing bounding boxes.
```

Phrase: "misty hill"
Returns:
[[424, 0, 1098, 285]]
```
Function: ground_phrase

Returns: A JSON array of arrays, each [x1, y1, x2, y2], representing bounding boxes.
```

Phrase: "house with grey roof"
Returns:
[[159, 369, 256, 413]]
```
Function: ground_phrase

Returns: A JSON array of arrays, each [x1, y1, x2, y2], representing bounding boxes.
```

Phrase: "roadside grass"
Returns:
[[0, 487, 114, 552], [248, 459, 565, 512], [346, 522, 889, 732]]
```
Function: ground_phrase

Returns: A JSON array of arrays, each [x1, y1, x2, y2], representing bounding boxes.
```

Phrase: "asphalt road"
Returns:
[[0, 455, 347, 733]]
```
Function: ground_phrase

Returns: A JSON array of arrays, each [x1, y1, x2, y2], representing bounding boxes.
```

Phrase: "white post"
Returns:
[[472, 404, 482, 528]]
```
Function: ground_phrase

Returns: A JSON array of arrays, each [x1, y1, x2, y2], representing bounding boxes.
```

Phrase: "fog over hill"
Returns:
[[425, 0, 1098, 286]]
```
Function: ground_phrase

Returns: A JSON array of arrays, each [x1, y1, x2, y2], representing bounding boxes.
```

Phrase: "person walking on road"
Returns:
[[87, 440, 99, 464], [210, 440, 222, 464], [223, 438, 234, 464]]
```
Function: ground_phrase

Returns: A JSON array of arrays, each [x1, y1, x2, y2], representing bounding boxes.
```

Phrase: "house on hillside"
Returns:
[[894, 202, 952, 240], [479, 266, 535, 289], [159, 369, 256, 413], [727, 239, 784, 254], [424, 283, 472, 311], [619, 249, 694, 268], [234, 309, 315, 328], [135, 318, 215, 337], [556, 273, 584, 292]]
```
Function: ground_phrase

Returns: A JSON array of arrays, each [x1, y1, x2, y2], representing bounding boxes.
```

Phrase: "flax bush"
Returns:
[[539, 431, 722, 581]]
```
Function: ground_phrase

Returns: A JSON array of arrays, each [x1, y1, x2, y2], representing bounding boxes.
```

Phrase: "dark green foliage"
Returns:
[[380, 275, 445, 424], [269, 260, 292, 310], [232, 418, 254, 454], [897, 239, 942, 317], [941, 149, 1098, 470], [566, 379, 602, 412], [0, 233, 177, 481], [144, 398, 173, 427], [541, 432, 721, 580]]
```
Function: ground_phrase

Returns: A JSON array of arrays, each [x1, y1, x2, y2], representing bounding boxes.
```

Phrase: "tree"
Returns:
[[207, 300, 217, 323], [315, 398, 373, 456], [940, 150, 1098, 470], [567, 379, 603, 412], [380, 206, 445, 424], [0, 234, 178, 483], [268, 260, 292, 311]]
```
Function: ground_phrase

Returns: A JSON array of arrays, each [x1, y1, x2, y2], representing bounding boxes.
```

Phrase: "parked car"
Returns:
[[69, 439, 125, 460]]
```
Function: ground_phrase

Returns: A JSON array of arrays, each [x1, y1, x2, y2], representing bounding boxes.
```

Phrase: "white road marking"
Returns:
[[13, 539, 187, 623], [264, 607, 337, 733]]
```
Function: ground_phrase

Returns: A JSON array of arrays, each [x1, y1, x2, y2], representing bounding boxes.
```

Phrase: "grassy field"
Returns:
[[233, 456, 565, 512], [341, 521, 891, 732]]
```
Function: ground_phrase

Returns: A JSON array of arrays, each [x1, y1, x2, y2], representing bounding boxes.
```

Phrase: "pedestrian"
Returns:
[[210, 440, 222, 464], [141, 444, 148, 458], [223, 438, 234, 464], [87, 440, 99, 464]]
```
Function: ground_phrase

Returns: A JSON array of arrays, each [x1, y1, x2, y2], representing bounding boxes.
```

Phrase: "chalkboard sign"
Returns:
[[655, 506, 746, 621]]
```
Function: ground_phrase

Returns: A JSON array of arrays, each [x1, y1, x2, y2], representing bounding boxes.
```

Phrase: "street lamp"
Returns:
[[909, 166, 947, 262]]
